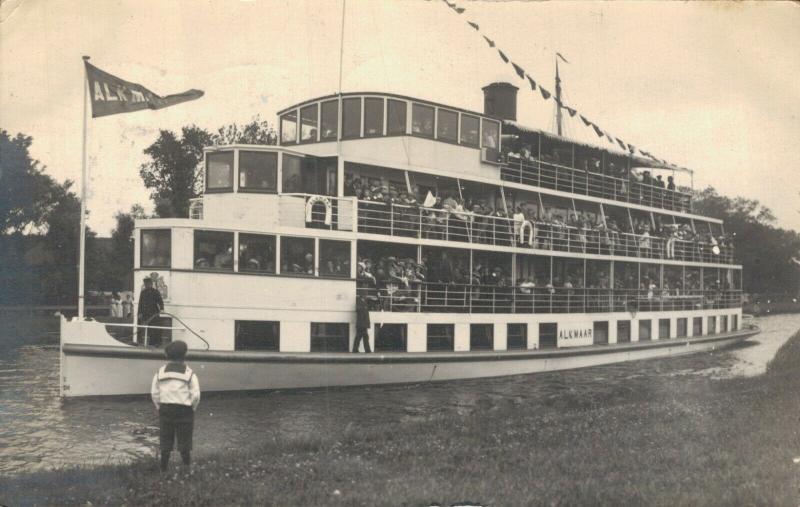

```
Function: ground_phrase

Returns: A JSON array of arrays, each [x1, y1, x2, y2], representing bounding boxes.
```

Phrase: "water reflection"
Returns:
[[0, 314, 796, 475]]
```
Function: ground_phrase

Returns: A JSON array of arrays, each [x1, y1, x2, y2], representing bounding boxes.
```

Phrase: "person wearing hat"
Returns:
[[137, 277, 164, 346], [151, 340, 200, 472], [353, 295, 372, 353]]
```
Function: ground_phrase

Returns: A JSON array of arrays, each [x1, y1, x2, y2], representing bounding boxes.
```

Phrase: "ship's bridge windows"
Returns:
[[437, 109, 458, 143], [310, 323, 349, 352], [235, 321, 280, 351], [300, 104, 318, 143], [238, 233, 276, 274], [320, 100, 338, 141], [342, 97, 361, 139], [281, 154, 304, 193], [140, 229, 171, 268], [319, 239, 351, 278], [387, 99, 407, 135], [411, 103, 435, 138], [281, 236, 315, 276], [460, 114, 480, 147], [193, 230, 234, 270], [364, 97, 384, 137], [238, 151, 277, 193], [206, 151, 234, 191], [280, 110, 297, 144]]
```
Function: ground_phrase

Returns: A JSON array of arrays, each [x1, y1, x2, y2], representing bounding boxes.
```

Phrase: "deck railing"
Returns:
[[357, 201, 734, 264], [500, 156, 693, 213], [357, 283, 741, 314]]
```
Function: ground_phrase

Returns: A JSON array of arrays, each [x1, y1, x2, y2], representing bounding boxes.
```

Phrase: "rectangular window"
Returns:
[[281, 154, 303, 193], [364, 98, 384, 137], [319, 240, 350, 278], [539, 323, 557, 349], [320, 100, 338, 141], [638, 320, 652, 341], [658, 318, 671, 339], [708, 316, 717, 335], [235, 321, 279, 351], [375, 324, 407, 352], [693, 317, 703, 336], [507, 324, 527, 350], [481, 118, 500, 149], [193, 230, 233, 270], [206, 152, 234, 190], [280, 111, 297, 144], [720, 315, 729, 333], [342, 97, 361, 138], [387, 99, 407, 135], [732, 314, 738, 331], [238, 151, 277, 192], [437, 109, 458, 142], [460, 114, 480, 147], [300, 104, 318, 143], [310, 323, 349, 352], [411, 103, 435, 137], [140, 229, 171, 268], [427, 324, 454, 352], [238, 233, 275, 273], [593, 321, 609, 345], [677, 318, 688, 338], [617, 320, 631, 343], [470, 324, 494, 351], [281, 236, 314, 276]]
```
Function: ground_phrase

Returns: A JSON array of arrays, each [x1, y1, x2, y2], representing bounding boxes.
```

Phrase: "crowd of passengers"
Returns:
[[345, 174, 732, 260]]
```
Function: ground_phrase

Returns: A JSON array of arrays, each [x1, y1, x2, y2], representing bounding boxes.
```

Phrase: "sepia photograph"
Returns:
[[1, 0, 799, 505]]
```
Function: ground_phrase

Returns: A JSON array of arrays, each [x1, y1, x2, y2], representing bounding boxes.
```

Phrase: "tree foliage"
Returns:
[[214, 115, 278, 145]]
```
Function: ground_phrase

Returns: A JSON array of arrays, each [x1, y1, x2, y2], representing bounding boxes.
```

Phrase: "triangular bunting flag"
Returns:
[[616, 138, 627, 150], [468, 21, 479, 30], [455, 7, 465, 13], [526, 75, 537, 90], [593, 124, 604, 137], [566, 107, 577, 117], [511, 62, 526, 79], [580, 115, 591, 127], [540, 87, 551, 100], [627, 143, 636, 153], [483, 35, 495, 48], [498, 49, 509, 63]]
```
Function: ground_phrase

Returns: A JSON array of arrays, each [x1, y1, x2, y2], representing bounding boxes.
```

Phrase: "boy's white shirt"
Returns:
[[151, 364, 200, 411]]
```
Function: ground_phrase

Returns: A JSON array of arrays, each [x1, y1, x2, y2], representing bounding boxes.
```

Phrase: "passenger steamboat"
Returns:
[[60, 81, 758, 396]]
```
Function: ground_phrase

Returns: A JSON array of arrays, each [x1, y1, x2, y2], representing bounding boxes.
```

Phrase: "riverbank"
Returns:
[[3, 330, 800, 506]]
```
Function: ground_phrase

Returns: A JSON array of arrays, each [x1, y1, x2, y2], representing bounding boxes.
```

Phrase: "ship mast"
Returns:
[[555, 56, 563, 137]]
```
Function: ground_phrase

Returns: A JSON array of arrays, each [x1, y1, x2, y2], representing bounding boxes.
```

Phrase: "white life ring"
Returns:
[[520, 220, 535, 247], [305, 195, 332, 226]]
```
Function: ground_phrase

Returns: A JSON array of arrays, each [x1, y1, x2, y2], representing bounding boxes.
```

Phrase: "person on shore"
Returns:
[[138, 277, 164, 346], [151, 340, 200, 472], [122, 294, 133, 319], [110, 291, 122, 318], [353, 295, 372, 353]]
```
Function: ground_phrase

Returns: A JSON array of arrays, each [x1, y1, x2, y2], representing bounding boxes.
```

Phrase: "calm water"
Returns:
[[1, 314, 797, 476]]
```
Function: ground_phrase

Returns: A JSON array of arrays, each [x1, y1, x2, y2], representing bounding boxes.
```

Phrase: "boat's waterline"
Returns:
[[61, 327, 759, 397]]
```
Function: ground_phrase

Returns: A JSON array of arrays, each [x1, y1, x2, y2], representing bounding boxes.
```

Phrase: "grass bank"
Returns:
[[4, 331, 800, 506]]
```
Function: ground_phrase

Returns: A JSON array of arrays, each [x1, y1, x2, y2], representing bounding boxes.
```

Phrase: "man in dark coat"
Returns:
[[353, 296, 371, 353], [138, 277, 165, 346]]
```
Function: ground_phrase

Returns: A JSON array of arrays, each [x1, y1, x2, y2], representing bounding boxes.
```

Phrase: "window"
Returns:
[[300, 104, 318, 142], [281, 236, 314, 276], [693, 317, 703, 336], [310, 323, 349, 352], [364, 98, 384, 137], [193, 230, 233, 270], [342, 97, 361, 138], [658, 318, 671, 339], [411, 103, 434, 137], [320, 100, 338, 141], [235, 321, 279, 351], [708, 316, 717, 335], [539, 323, 557, 349], [507, 324, 527, 350], [437, 109, 458, 142], [319, 240, 350, 278], [427, 324, 454, 352], [593, 321, 609, 345], [238, 151, 277, 192], [238, 233, 275, 273], [481, 118, 500, 149], [732, 314, 738, 331], [141, 229, 171, 268], [387, 99, 407, 135], [206, 152, 233, 190], [470, 324, 494, 351], [638, 319, 652, 341], [281, 154, 303, 193], [677, 318, 688, 337], [280, 111, 297, 144], [375, 324, 407, 352], [720, 315, 729, 333], [617, 320, 631, 343], [460, 114, 480, 147]]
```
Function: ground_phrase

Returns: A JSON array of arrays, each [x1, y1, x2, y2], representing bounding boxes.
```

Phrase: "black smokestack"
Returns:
[[482, 82, 518, 121]]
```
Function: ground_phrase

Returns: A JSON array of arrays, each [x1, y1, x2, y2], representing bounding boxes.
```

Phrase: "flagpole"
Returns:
[[78, 56, 90, 319]]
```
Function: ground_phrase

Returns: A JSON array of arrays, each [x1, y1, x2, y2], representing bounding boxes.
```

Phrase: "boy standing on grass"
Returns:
[[151, 340, 200, 472]]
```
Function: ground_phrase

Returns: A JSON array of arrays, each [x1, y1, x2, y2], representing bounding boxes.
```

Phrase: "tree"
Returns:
[[108, 204, 147, 291], [214, 115, 278, 145]]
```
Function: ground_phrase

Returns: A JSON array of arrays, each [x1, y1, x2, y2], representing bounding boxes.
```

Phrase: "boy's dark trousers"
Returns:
[[159, 403, 194, 470], [353, 327, 371, 352]]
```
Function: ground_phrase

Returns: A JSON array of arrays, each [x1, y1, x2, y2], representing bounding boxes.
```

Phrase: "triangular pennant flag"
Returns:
[[455, 7, 465, 13], [616, 138, 627, 150], [593, 124, 604, 137], [468, 21, 479, 30], [511, 62, 526, 79], [498, 49, 509, 63], [526, 75, 537, 90], [444, 0, 455, 7], [540, 87, 551, 100], [580, 115, 591, 127], [483, 35, 495, 48], [566, 107, 577, 117], [605, 133, 615, 143], [627, 143, 636, 153]]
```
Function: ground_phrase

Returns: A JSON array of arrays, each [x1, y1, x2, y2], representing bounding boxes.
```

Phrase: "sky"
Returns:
[[1, 0, 799, 236]]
